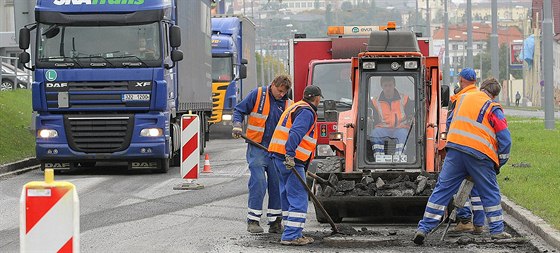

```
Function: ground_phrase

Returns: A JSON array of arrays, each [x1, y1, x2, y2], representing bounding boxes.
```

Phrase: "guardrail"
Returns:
[[1, 56, 33, 91]]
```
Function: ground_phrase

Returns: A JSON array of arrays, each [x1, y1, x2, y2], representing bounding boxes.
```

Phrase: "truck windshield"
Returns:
[[212, 56, 233, 81], [366, 75, 417, 165], [37, 23, 161, 68], [311, 62, 352, 105]]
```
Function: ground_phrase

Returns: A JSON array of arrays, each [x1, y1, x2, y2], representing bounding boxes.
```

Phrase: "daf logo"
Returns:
[[131, 162, 158, 168], [135, 82, 151, 87], [46, 82, 68, 88], [45, 162, 70, 168]]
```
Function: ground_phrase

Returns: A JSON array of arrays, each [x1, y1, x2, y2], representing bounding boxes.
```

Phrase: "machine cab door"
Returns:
[[356, 64, 424, 170]]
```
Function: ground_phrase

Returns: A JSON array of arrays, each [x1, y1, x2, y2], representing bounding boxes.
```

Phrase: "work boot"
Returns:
[[491, 231, 512, 240], [473, 225, 485, 235], [247, 220, 264, 233], [413, 230, 426, 245], [451, 220, 474, 233], [280, 236, 314, 246], [268, 217, 283, 234]]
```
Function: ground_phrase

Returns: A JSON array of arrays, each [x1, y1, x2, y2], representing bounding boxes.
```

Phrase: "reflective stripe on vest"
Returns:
[[372, 95, 409, 128], [447, 91, 500, 165], [246, 86, 292, 143], [268, 101, 318, 161]]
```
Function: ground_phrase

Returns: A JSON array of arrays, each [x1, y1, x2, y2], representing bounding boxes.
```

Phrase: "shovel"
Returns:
[[239, 134, 341, 234]]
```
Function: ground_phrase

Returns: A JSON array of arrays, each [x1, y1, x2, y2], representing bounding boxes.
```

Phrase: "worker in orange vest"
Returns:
[[448, 68, 485, 235], [414, 78, 512, 245], [232, 75, 293, 234], [268, 86, 322, 246], [370, 76, 414, 158]]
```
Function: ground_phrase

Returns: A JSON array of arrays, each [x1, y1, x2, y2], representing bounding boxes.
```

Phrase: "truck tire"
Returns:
[[199, 113, 207, 155], [153, 158, 169, 173]]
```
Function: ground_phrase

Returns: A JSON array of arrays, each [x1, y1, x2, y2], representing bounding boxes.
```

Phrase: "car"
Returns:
[[1, 62, 31, 91]]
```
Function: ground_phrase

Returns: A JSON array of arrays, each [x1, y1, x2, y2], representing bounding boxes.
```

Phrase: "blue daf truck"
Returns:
[[17, 0, 212, 172], [209, 15, 256, 127]]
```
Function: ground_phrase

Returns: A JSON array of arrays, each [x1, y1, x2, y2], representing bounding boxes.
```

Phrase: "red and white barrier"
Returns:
[[174, 114, 204, 190], [20, 169, 79, 253]]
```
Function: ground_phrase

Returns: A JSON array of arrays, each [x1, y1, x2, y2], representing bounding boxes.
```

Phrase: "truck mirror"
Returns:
[[171, 49, 183, 62], [238, 64, 247, 79], [441, 84, 450, 107], [169, 26, 181, 48], [19, 28, 31, 50], [241, 58, 248, 65], [19, 51, 30, 64]]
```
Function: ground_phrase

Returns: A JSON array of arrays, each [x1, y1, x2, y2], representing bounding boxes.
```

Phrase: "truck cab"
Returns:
[[18, 0, 212, 172]]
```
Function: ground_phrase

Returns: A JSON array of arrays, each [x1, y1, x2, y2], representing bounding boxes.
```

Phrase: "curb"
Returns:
[[0, 157, 39, 174], [502, 195, 560, 250]]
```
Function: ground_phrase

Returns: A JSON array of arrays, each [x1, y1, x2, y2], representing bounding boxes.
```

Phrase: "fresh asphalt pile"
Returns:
[[316, 173, 437, 198]]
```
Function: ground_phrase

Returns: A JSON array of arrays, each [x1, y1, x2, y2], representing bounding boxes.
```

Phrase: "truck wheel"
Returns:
[[199, 114, 207, 155], [153, 158, 169, 173]]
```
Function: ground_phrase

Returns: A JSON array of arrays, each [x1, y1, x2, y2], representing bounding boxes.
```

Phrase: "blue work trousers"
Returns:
[[456, 186, 486, 227], [272, 157, 308, 241], [370, 127, 408, 155], [417, 148, 504, 234], [246, 144, 282, 224]]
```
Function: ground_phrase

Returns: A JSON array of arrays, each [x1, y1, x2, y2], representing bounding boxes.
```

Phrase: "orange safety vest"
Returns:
[[246, 86, 293, 143], [447, 91, 500, 165], [450, 84, 477, 104], [371, 95, 410, 128], [268, 101, 318, 162]]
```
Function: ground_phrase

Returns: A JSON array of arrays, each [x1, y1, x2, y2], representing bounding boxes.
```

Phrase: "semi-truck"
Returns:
[[17, 0, 212, 172], [209, 15, 257, 126], [288, 25, 431, 174]]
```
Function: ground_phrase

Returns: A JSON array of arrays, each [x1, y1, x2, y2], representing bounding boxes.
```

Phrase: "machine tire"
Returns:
[[153, 158, 170, 173], [1, 79, 14, 91]]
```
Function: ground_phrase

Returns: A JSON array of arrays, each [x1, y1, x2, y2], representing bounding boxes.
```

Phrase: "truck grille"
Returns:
[[46, 81, 151, 111], [64, 115, 134, 153]]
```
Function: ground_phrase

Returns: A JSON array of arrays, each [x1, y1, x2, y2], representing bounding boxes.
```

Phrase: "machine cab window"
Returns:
[[366, 75, 417, 164]]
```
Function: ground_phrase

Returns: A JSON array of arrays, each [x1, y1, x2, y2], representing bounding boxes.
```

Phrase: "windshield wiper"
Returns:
[[38, 56, 83, 67], [106, 55, 148, 67], [75, 55, 115, 67]]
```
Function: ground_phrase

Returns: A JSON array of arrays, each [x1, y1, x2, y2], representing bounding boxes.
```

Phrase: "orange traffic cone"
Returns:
[[201, 153, 213, 173]]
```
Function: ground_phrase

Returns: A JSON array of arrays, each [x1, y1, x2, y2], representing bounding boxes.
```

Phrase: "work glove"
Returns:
[[284, 155, 295, 170], [232, 122, 242, 139]]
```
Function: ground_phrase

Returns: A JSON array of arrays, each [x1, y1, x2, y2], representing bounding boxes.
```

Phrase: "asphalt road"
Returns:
[[0, 131, 554, 252]]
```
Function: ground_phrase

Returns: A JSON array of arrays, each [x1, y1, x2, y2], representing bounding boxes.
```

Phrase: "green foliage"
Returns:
[[0, 90, 35, 164], [256, 52, 288, 86], [498, 117, 560, 229]]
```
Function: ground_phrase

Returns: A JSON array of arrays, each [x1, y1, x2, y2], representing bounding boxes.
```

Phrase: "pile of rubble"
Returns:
[[316, 174, 437, 197]]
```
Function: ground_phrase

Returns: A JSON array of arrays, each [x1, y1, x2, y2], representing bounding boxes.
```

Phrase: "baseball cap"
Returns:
[[303, 85, 323, 99], [459, 68, 476, 82]]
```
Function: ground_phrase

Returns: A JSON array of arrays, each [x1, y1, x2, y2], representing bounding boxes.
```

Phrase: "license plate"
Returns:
[[122, 94, 150, 101]]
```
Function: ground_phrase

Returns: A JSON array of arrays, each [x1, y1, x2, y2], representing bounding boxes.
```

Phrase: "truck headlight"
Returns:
[[222, 114, 232, 121], [38, 129, 58, 138], [316, 144, 335, 157], [140, 128, 163, 137]]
